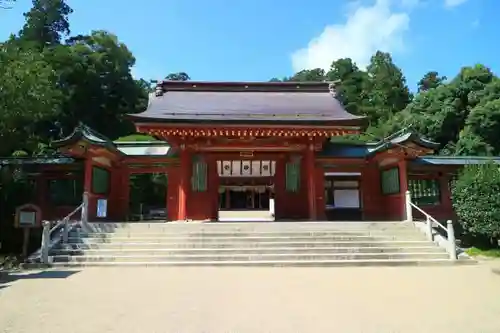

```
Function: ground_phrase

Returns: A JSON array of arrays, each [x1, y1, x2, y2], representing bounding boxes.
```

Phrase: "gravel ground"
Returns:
[[1, 265, 500, 333]]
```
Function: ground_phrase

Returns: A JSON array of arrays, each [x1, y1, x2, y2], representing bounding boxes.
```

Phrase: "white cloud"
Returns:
[[444, 0, 468, 8], [291, 0, 411, 72]]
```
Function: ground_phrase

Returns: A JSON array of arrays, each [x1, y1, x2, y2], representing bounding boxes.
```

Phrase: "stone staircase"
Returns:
[[43, 221, 474, 267], [218, 210, 274, 222]]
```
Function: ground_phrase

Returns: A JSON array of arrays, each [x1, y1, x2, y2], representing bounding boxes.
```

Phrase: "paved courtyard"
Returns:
[[1, 264, 500, 333]]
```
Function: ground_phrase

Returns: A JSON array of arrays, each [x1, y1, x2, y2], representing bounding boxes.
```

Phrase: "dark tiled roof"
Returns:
[[50, 124, 176, 157], [129, 81, 365, 124], [0, 156, 75, 165], [366, 129, 440, 155], [319, 128, 440, 158], [411, 156, 500, 166], [52, 123, 115, 149]]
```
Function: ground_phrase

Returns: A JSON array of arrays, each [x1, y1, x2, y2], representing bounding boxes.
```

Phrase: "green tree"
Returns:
[[417, 71, 447, 92], [459, 99, 500, 154], [165, 72, 190, 81], [326, 58, 369, 117], [365, 51, 412, 124], [18, 0, 73, 48], [384, 64, 499, 155], [0, 43, 61, 155], [452, 163, 500, 245], [49, 31, 148, 139], [285, 68, 325, 82], [453, 128, 493, 156]]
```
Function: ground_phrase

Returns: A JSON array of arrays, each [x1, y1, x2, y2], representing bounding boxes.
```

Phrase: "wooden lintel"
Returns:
[[126, 167, 174, 174], [191, 145, 306, 152], [317, 158, 365, 165], [140, 126, 359, 139], [124, 157, 177, 164]]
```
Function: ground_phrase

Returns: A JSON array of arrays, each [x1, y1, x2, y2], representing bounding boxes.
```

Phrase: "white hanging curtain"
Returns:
[[241, 160, 252, 177], [217, 160, 276, 177]]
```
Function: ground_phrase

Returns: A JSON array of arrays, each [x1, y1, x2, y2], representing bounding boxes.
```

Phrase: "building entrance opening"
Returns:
[[217, 159, 276, 221], [219, 184, 273, 210], [128, 173, 167, 221]]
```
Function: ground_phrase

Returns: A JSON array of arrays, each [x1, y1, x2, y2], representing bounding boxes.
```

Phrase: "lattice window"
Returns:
[[285, 161, 301, 192], [91, 166, 110, 195], [381, 167, 400, 195], [408, 178, 441, 206], [191, 158, 207, 192]]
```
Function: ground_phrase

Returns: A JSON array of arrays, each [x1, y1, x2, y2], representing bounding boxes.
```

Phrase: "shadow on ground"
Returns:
[[0, 270, 80, 291]]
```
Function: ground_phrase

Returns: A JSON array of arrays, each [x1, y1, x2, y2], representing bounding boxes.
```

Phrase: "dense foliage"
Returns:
[[271, 58, 500, 154], [452, 164, 500, 243]]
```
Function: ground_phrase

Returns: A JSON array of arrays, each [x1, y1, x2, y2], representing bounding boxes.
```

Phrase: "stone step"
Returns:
[[68, 233, 425, 243], [68, 232, 425, 241], [84, 221, 414, 231], [51, 246, 445, 256], [56, 240, 435, 250], [44, 258, 475, 268], [38, 220, 469, 269], [50, 252, 451, 263], [70, 228, 422, 237]]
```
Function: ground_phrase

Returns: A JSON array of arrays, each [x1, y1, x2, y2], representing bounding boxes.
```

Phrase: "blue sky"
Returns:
[[0, 0, 498, 90]]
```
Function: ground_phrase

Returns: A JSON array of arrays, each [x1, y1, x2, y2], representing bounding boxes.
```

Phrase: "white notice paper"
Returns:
[[333, 190, 360, 208]]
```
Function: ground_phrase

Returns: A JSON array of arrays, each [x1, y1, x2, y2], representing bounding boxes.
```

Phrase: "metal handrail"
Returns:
[[409, 202, 447, 233], [48, 203, 83, 235], [404, 190, 457, 260], [28, 192, 90, 264]]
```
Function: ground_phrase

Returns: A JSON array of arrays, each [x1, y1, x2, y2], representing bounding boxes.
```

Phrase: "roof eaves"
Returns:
[[113, 141, 168, 147], [365, 129, 439, 157], [0, 156, 76, 165], [52, 123, 110, 147], [52, 123, 125, 156], [413, 155, 500, 165]]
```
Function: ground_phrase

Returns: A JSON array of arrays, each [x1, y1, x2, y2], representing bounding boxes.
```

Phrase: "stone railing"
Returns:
[[29, 193, 89, 265], [405, 190, 457, 260]]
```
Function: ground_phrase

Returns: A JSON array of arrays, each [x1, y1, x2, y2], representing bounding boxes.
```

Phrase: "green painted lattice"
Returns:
[[286, 161, 301, 192], [191, 158, 207, 192], [381, 167, 400, 195], [91, 166, 110, 195], [408, 178, 441, 205]]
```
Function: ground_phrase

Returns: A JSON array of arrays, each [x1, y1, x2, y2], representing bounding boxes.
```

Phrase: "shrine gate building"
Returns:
[[9, 81, 497, 224]]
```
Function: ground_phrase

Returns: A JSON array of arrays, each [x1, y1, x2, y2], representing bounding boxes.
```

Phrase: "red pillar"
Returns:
[[398, 159, 409, 220], [209, 156, 219, 220], [117, 167, 130, 221], [83, 158, 93, 193], [315, 165, 326, 220], [83, 158, 95, 220], [274, 156, 286, 220], [178, 145, 190, 221], [306, 143, 317, 220]]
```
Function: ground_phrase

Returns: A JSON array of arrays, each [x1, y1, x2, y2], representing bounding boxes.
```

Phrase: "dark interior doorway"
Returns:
[[219, 185, 272, 210], [128, 173, 167, 221]]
